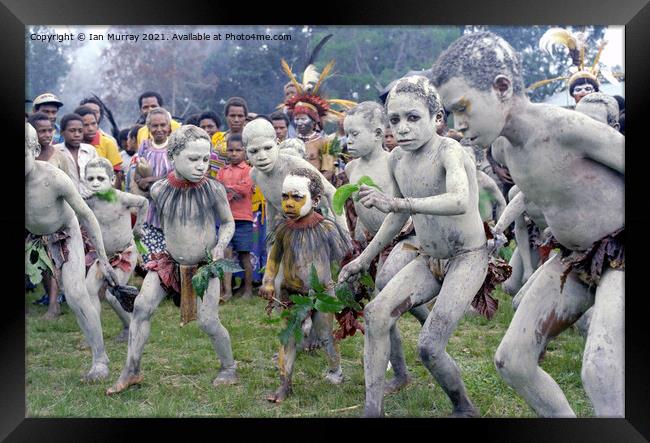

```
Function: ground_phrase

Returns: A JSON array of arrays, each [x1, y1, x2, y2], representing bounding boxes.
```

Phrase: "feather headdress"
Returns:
[[528, 27, 623, 93], [280, 34, 356, 127]]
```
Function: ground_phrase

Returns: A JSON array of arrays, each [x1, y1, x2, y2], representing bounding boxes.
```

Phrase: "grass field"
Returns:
[[25, 283, 593, 418]]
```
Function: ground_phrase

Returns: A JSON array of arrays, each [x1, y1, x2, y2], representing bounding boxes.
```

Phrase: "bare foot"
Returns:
[[325, 367, 343, 385], [212, 368, 238, 387], [449, 405, 480, 418], [106, 374, 144, 395], [384, 375, 411, 395], [267, 384, 292, 403], [42, 303, 62, 320], [115, 327, 129, 343], [240, 289, 253, 300], [220, 292, 233, 304], [82, 363, 110, 383]]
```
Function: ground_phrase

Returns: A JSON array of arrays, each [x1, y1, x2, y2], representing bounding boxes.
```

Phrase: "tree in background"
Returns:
[[26, 26, 73, 105]]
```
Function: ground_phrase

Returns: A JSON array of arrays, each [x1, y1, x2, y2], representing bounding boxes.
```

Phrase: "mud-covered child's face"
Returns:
[[344, 114, 379, 158], [437, 77, 506, 148], [246, 137, 278, 173], [281, 175, 315, 219], [386, 93, 436, 152], [173, 139, 211, 182], [85, 166, 113, 193]]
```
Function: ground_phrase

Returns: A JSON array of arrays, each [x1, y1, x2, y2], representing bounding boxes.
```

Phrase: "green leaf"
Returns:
[[359, 272, 375, 290], [191, 267, 211, 299], [94, 188, 118, 203], [327, 136, 342, 157], [309, 265, 326, 293], [27, 267, 43, 285], [332, 183, 359, 216], [289, 294, 314, 307], [37, 247, 55, 274], [134, 238, 149, 256], [357, 175, 383, 192], [335, 282, 362, 311], [314, 294, 345, 313], [211, 258, 244, 276]]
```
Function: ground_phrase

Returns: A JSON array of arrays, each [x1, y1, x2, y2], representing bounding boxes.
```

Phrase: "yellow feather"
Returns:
[[328, 99, 358, 109], [312, 60, 335, 95], [539, 28, 578, 53], [281, 59, 304, 95], [591, 40, 608, 72], [526, 75, 568, 91]]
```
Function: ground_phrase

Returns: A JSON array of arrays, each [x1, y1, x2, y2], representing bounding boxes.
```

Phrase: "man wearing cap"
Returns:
[[33, 92, 64, 144]]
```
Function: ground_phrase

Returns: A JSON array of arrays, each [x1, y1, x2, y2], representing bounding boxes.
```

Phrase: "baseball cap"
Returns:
[[33, 93, 64, 108]]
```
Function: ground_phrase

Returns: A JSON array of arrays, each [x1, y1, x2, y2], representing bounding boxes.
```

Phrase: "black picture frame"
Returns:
[[4, 0, 649, 440]]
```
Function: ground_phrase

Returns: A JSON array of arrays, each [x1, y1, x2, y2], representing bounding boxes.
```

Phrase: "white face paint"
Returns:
[[386, 93, 436, 152], [344, 114, 379, 159], [246, 137, 279, 173], [85, 166, 113, 193], [172, 139, 211, 182], [281, 175, 313, 219], [437, 77, 508, 148]]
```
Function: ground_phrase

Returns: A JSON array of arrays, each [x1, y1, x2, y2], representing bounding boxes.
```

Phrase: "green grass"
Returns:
[[25, 284, 593, 418]]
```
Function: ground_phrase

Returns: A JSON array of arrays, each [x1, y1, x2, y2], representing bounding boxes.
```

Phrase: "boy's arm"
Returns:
[[223, 172, 255, 200], [514, 213, 535, 282], [58, 173, 118, 286], [562, 113, 625, 174], [260, 238, 283, 300], [493, 191, 526, 235], [477, 170, 507, 221], [120, 191, 149, 238], [365, 147, 470, 216], [212, 182, 235, 260], [339, 155, 408, 282]]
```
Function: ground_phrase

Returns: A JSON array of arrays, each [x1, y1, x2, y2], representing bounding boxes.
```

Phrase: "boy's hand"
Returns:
[[98, 259, 119, 287], [338, 257, 367, 284], [133, 225, 145, 239], [259, 284, 275, 301], [359, 185, 394, 213], [211, 245, 225, 261]]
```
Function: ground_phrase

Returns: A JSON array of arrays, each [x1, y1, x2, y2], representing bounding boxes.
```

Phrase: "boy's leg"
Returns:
[[106, 271, 167, 395], [417, 248, 487, 417], [312, 310, 343, 384], [239, 251, 253, 299], [581, 268, 624, 416], [363, 256, 440, 417], [198, 275, 237, 386], [221, 248, 233, 302], [267, 338, 297, 403], [43, 272, 62, 320], [104, 246, 138, 340], [60, 221, 109, 382], [494, 254, 593, 417]]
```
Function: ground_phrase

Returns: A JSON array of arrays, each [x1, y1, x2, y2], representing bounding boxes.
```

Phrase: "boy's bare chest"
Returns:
[[393, 161, 445, 197]]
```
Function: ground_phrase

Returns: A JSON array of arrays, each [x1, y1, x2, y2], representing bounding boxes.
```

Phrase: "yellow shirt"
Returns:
[[137, 119, 182, 147], [91, 133, 123, 169]]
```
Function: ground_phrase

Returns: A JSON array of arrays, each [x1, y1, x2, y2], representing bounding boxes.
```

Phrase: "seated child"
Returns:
[[260, 168, 351, 403]]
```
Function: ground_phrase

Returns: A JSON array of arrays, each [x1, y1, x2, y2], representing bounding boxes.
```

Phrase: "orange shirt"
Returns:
[[216, 162, 254, 222]]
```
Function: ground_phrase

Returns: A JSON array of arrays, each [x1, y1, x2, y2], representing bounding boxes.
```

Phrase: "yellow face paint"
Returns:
[[281, 191, 308, 218]]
